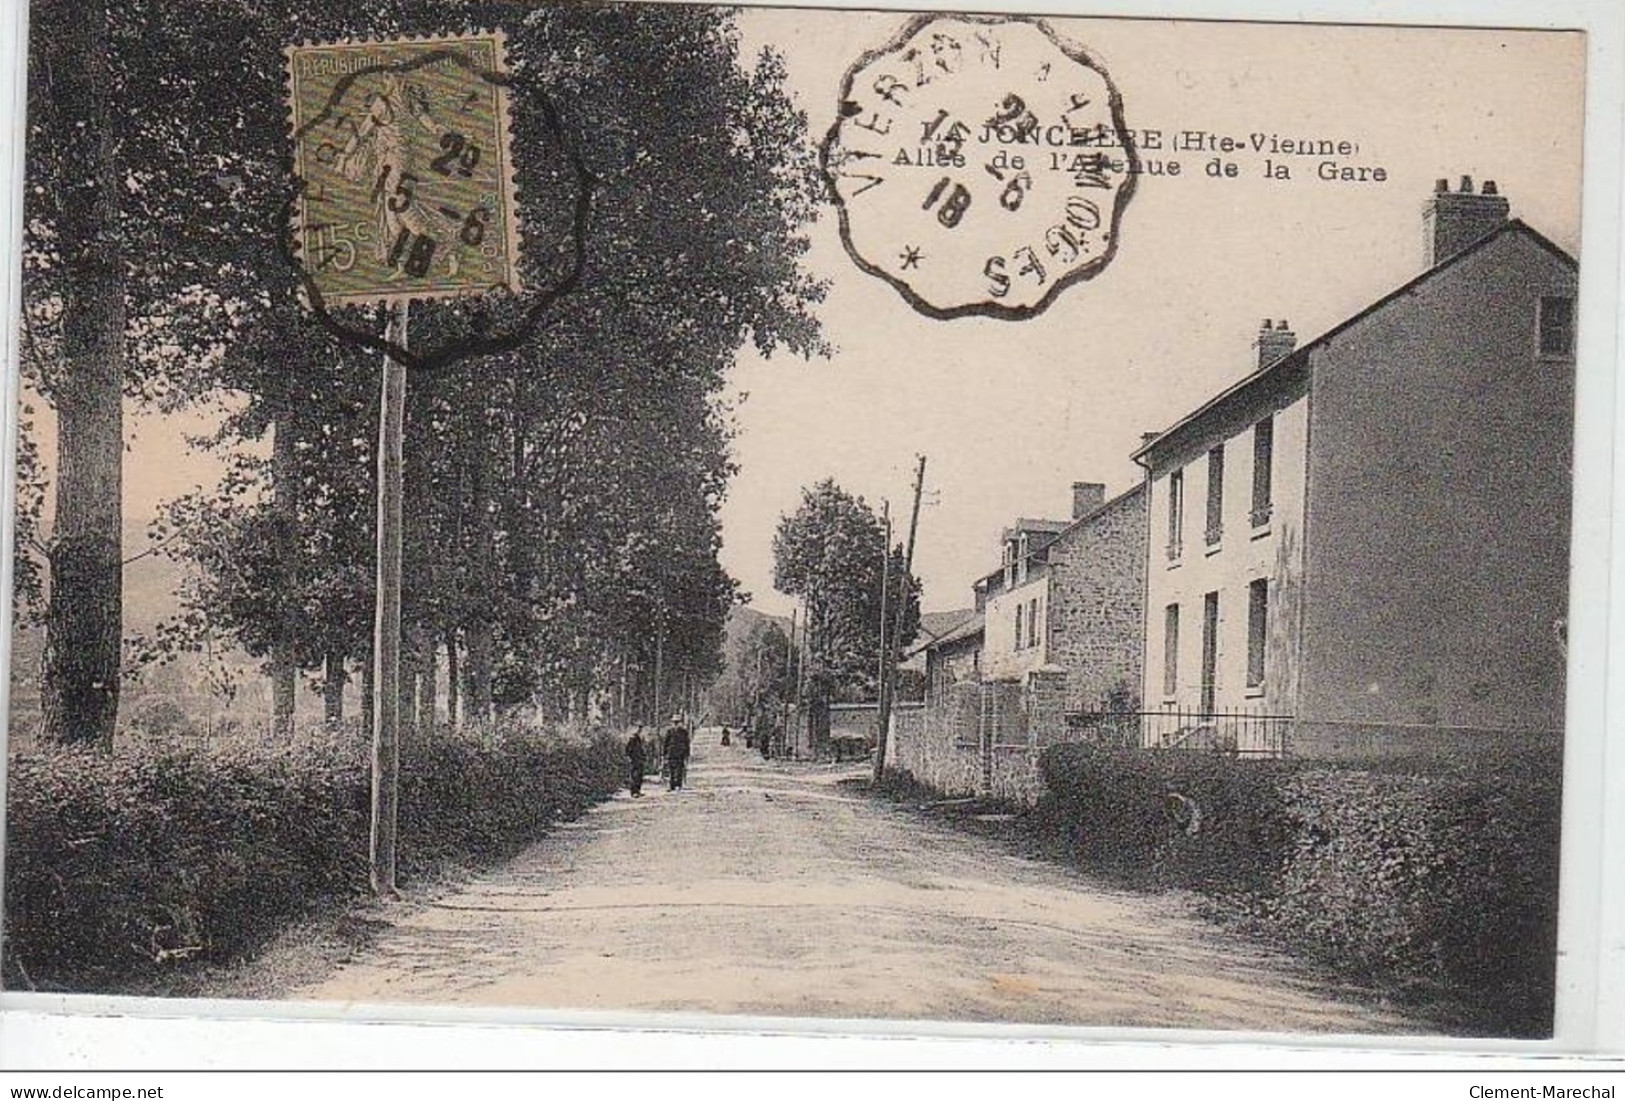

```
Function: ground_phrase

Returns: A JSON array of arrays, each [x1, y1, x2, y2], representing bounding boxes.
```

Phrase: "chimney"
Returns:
[[1423, 175, 1509, 267], [1071, 481, 1106, 519], [1254, 318, 1296, 370]]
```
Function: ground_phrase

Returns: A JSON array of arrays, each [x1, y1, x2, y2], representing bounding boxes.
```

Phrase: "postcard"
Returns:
[[1, 0, 1611, 1057]]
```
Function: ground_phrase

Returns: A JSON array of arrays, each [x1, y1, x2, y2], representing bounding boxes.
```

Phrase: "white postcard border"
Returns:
[[0, 0, 1620, 1069]]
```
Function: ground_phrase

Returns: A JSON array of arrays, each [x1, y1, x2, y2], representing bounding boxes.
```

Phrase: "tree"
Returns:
[[25, 0, 127, 747], [709, 617, 797, 731], [773, 480, 920, 752], [11, 402, 48, 620], [91, 1, 829, 733]]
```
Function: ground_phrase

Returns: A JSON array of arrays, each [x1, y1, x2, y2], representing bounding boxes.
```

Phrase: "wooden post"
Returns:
[[873, 502, 891, 783], [784, 606, 797, 758], [370, 301, 408, 899], [877, 455, 926, 780]]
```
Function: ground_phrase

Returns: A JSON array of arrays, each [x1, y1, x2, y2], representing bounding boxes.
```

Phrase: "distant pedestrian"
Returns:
[[759, 722, 773, 760], [662, 713, 692, 790], [625, 726, 648, 797], [720, 726, 732, 747]]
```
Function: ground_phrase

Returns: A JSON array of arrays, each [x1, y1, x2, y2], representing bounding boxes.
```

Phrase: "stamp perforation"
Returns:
[[284, 29, 523, 309]]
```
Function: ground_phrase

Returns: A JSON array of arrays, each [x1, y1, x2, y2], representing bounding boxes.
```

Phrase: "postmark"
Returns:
[[822, 16, 1137, 320], [286, 33, 522, 306]]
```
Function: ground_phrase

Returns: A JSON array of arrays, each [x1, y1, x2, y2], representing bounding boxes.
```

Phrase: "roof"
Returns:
[[909, 611, 984, 657], [977, 482, 1148, 592], [916, 608, 975, 643], [1003, 518, 1071, 539], [1132, 219, 1577, 467]]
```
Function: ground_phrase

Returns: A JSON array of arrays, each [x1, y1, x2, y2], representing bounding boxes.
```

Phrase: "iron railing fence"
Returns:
[[1066, 707, 1293, 758]]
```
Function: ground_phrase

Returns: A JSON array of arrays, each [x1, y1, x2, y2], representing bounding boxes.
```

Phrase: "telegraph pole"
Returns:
[[874, 501, 892, 780], [783, 606, 797, 759], [370, 301, 408, 899], [876, 455, 926, 781]]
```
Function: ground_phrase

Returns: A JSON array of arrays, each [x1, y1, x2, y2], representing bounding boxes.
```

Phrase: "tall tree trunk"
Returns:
[[41, 0, 124, 749], [464, 434, 496, 726], [465, 620, 494, 726], [415, 625, 437, 732], [444, 629, 460, 732], [397, 633, 419, 746], [270, 417, 297, 740], [322, 650, 346, 725]]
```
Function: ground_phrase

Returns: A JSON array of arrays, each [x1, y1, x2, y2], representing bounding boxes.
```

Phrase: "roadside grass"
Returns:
[[3, 720, 623, 995]]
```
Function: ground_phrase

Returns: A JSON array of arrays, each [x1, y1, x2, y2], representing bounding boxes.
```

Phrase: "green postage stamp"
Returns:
[[286, 32, 521, 305]]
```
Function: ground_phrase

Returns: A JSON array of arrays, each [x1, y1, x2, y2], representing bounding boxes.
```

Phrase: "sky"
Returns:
[[84, 9, 1587, 622], [719, 11, 1585, 616]]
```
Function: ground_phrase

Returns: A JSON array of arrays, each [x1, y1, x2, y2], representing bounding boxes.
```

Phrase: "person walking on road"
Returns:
[[662, 714, 692, 791], [625, 726, 649, 797]]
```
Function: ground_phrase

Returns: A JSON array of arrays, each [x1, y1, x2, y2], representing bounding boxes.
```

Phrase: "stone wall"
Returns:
[[889, 699, 980, 795], [1043, 485, 1149, 719], [889, 671, 1068, 805]]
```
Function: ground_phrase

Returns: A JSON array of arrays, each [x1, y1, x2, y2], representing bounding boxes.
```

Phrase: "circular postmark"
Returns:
[[822, 16, 1137, 320]]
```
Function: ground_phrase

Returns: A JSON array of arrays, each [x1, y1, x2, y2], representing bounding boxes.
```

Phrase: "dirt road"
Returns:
[[282, 728, 1415, 1032]]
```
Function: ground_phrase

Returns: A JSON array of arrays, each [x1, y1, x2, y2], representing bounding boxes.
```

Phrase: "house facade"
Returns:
[[1135, 178, 1575, 758], [919, 612, 982, 705], [892, 479, 1147, 800], [1043, 484, 1148, 716], [979, 515, 1070, 683]]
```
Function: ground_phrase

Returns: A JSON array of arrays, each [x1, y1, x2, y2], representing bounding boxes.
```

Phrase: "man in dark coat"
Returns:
[[661, 714, 692, 791], [625, 726, 648, 797]]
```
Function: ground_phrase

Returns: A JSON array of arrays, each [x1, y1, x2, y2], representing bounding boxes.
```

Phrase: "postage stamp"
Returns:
[[286, 32, 521, 306], [822, 16, 1137, 320]]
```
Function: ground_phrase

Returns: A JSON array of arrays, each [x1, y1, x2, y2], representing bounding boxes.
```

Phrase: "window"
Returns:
[[1014, 604, 1024, 650], [1162, 604, 1180, 699], [1539, 296, 1575, 357], [1247, 579, 1269, 689], [1028, 599, 1040, 651], [1166, 470, 1184, 560], [1205, 447, 1225, 546], [1200, 592, 1219, 719], [1251, 418, 1273, 528]]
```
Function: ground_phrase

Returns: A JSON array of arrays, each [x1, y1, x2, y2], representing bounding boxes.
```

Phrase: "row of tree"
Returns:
[[772, 479, 921, 748], [18, 0, 829, 744]]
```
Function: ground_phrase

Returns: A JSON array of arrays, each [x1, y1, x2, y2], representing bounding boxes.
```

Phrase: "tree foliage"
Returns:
[[772, 479, 920, 705], [20, 0, 830, 733], [706, 614, 798, 728]]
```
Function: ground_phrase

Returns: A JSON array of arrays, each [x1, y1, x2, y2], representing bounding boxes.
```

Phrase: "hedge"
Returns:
[[3, 722, 622, 992], [1036, 742, 1562, 1037]]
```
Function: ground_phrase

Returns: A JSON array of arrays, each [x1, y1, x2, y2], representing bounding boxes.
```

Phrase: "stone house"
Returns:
[[891, 480, 1147, 801], [1134, 178, 1575, 758], [914, 610, 982, 704], [1042, 485, 1148, 717], [970, 483, 1147, 712]]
